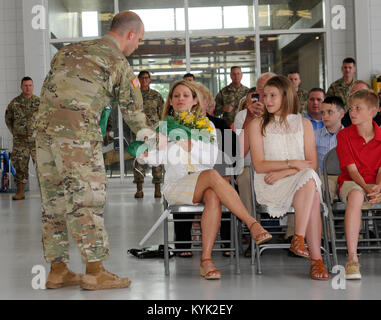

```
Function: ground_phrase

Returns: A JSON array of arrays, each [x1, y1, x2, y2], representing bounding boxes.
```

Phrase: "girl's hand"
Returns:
[[264, 171, 285, 185], [289, 160, 313, 171]]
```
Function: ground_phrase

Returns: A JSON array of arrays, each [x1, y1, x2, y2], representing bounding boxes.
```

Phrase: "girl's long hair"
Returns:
[[161, 80, 203, 120], [261, 75, 300, 136]]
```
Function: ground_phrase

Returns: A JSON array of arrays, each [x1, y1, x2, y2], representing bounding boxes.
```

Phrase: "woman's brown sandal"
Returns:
[[310, 259, 329, 280], [249, 221, 272, 245], [289, 234, 310, 258], [200, 258, 221, 280]]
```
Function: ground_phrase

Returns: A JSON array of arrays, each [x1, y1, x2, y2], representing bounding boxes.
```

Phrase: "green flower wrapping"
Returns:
[[126, 111, 215, 158]]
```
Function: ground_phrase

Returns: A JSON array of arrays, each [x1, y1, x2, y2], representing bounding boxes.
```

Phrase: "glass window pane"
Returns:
[[189, 35, 256, 98], [131, 9, 175, 31], [119, 0, 185, 31], [48, 0, 114, 39], [258, 0, 324, 30], [189, 7, 222, 30], [223, 6, 250, 29], [188, 2, 254, 31], [260, 33, 325, 90]]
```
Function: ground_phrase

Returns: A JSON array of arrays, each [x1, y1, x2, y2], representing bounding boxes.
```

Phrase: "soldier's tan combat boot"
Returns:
[[134, 183, 143, 198], [12, 183, 25, 200], [154, 183, 161, 198], [81, 261, 131, 290], [45, 262, 82, 289]]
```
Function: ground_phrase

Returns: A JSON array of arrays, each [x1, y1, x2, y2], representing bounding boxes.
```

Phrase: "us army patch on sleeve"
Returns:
[[132, 76, 140, 89]]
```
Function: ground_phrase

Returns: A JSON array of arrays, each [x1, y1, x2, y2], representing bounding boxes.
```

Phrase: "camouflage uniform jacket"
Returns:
[[141, 88, 164, 125], [297, 87, 308, 115], [214, 84, 249, 126], [5, 94, 40, 140], [326, 77, 356, 108], [35, 34, 148, 142]]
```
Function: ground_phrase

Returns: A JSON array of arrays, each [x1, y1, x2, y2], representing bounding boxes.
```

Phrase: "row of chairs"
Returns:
[[161, 148, 381, 275]]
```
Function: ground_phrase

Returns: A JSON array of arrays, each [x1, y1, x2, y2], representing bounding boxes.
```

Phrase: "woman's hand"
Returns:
[[289, 160, 313, 171], [177, 139, 192, 152]]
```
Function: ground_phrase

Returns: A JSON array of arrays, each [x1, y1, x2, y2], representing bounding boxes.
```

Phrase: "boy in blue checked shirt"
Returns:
[[315, 96, 345, 201]]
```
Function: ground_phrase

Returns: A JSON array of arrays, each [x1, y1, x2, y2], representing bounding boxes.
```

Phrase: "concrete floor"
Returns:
[[1, 177, 381, 300]]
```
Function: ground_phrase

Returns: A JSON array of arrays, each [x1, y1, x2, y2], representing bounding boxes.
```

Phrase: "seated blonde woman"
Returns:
[[139, 80, 272, 280]]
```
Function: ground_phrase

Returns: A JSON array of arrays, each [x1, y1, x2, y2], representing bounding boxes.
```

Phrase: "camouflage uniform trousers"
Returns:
[[12, 136, 37, 185], [133, 161, 163, 185], [36, 134, 109, 264]]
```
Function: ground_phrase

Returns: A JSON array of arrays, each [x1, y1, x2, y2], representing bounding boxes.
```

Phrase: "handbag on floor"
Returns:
[[127, 244, 175, 259]]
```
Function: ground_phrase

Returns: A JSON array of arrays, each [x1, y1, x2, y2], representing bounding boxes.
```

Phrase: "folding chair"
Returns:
[[322, 148, 381, 267], [249, 165, 332, 274]]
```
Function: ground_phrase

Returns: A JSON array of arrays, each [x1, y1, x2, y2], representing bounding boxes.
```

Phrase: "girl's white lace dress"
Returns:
[[254, 114, 326, 217]]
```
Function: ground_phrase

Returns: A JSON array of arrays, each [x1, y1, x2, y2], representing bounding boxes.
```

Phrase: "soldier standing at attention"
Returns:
[[5, 76, 40, 200], [287, 71, 308, 115], [214, 66, 249, 127], [35, 11, 149, 290], [326, 57, 357, 108], [134, 70, 164, 198]]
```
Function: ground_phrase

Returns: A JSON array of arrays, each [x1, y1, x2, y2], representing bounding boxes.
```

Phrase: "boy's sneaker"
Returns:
[[345, 261, 361, 280]]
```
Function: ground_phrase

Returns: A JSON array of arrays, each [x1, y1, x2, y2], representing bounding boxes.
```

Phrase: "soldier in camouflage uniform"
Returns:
[[287, 72, 308, 114], [326, 57, 357, 109], [214, 66, 249, 126], [5, 77, 40, 200], [134, 70, 164, 198], [35, 11, 150, 290]]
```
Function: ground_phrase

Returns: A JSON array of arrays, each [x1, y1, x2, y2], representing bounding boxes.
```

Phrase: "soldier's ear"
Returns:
[[126, 30, 136, 41]]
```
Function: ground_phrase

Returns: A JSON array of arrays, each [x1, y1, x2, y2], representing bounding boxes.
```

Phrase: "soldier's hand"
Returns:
[[223, 105, 234, 113]]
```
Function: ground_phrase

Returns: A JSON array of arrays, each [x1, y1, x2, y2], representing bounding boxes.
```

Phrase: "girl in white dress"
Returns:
[[247, 75, 329, 280], [140, 80, 272, 280]]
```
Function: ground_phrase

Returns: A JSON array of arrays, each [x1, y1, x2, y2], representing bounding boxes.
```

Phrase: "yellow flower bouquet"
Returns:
[[127, 111, 215, 157]]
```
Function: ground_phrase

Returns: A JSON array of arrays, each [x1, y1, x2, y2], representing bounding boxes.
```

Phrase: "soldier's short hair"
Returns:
[[230, 66, 241, 73], [323, 96, 345, 111], [21, 76, 33, 84], [183, 73, 195, 80], [343, 57, 356, 65], [110, 11, 143, 35], [287, 71, 300, 75], [138, 71, 150, 78]]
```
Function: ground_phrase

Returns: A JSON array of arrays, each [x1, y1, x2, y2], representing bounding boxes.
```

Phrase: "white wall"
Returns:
[[328, 0, 356, 84], [369, 0, 381, 77], [0, 0, 25, 149]]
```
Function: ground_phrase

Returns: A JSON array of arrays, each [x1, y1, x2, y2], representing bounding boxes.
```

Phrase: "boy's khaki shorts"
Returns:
[[339, 181, 374, 209]]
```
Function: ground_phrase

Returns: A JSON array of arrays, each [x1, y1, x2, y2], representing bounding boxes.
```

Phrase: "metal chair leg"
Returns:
[[164, 217, 170, 276]]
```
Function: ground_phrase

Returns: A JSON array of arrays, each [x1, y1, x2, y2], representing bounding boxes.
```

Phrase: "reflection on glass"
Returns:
[[258, 0, 323, 30], [48, 0, 114, 39], [189, 36, 256, 96], [260, 33, 325, 90]]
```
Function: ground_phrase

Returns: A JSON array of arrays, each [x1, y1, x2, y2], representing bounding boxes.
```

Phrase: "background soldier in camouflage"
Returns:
[[134, 70, 164, 198], [287, 71, 308, 114], [214, 66, 249, 126], [5, 76, 40, 200], [35, 11, 150, 290], [326, 57, 357, 108]]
